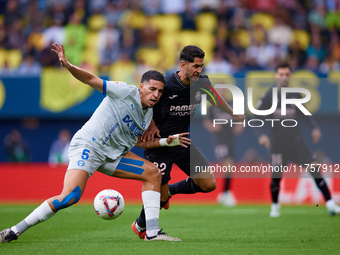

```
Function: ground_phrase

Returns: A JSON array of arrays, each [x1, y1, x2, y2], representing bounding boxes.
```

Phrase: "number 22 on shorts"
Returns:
[[153, 162, 166, 174]]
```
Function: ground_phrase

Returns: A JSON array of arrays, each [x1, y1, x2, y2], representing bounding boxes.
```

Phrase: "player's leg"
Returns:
[[216, 157, 236, 206], [292, 138, 340, 215], [100, 152, 180, 241], [270, 172, 282, 217], [269, 145, 287, 217], [169, 145, 216, 196], [0, 169, 89, 243], [132, 154, 173, 237]]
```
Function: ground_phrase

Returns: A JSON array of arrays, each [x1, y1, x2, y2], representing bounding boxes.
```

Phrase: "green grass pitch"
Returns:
[[0, 204, 339, 255]]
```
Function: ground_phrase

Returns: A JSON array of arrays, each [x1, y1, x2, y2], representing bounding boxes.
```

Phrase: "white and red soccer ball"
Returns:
[[94, 189, 125, 220]]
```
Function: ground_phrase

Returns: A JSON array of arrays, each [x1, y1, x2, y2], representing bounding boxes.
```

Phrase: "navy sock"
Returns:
[[169, 177, 204, 195], [314, 178, 331, 201], [270, 178, 281, 203], [136, 200, 169, 229], [136, 206, 146, 229], [224, 178, 231, 192]]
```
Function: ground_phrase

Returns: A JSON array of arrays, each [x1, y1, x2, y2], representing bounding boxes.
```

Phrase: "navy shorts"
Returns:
[[144, 144, 210, 185]]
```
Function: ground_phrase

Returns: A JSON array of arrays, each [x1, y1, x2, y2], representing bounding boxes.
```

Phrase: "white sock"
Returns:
[[326, 199, 336, 209], [11, 201, 55, 236], [142, 190, 160, 237]]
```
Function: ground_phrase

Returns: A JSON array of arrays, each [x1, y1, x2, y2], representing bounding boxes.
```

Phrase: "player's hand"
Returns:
[[258, 134, 270, 149], [312, 128, 321, 144], [232, 114, 246, 122], [51, 42, 70, 68], [166, 132, 191, 148], [142, 120, 160, 141]]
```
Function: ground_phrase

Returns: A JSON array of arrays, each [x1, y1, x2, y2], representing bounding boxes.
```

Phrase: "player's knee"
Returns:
[[145, 163, 162, 184], [52, 186, 82, 211]]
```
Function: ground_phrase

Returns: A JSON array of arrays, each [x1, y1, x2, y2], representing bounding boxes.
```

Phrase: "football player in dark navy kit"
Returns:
[[255, 63, 340, 217], [131, 45, 245, 239], [203, 90, 244, 207]]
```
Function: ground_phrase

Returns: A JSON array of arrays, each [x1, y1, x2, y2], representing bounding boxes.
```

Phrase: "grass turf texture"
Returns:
[[0, 204, 339, 255]]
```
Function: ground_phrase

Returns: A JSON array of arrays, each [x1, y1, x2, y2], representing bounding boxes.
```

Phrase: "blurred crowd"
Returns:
[[0, 0, 340, 81]]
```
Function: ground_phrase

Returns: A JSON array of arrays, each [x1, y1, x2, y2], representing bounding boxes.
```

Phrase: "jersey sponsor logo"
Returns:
[[102, 123, 119, 145], [169, 95, 178, 99], [169, 104, 200, 116], [122, 114, 143, 138]]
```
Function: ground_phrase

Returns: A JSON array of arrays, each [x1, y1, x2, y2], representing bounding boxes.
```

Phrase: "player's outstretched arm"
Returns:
[[136, 132, 190, 149], [51, 43, 104, 93]]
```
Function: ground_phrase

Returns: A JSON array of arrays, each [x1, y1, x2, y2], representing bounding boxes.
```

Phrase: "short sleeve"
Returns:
[[104, 80, 137, 99]]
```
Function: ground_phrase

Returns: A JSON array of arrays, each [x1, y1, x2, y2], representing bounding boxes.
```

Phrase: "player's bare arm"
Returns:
[[141, 119, 161, 141], [51, 43, 103, 92], [136, 132, 190, 149]]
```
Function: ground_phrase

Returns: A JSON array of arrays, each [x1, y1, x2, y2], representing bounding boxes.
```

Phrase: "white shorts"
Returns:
[[67, 138, 124, 177]]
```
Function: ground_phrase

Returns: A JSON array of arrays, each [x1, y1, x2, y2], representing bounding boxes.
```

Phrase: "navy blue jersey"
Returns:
[[255, 86, 318, 143], [145, 71, 211, 155]]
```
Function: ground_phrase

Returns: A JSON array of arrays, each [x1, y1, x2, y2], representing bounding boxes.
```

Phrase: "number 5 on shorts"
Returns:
[[81, 149, 90, 160]]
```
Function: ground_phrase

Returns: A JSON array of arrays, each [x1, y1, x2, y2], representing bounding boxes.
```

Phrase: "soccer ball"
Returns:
[[94, 189, 125, 220]]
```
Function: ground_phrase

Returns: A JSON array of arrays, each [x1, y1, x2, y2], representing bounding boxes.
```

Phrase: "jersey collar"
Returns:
[[175, 71, 190, 88]]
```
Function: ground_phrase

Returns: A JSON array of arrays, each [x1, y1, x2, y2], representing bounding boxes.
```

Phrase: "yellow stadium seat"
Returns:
[[179, 30, 199, 48], [152, 14, 182, 32], [196, 32, 215, 52], [158, 32, 181, 51], [83, 48, 100, 67], [290, 30, 310, 50], [195, 12, 218, 33], [87, 14, 106, 31], [7, 49, 22, 68], [85, 31, 99, 50], [235, 29, 251, 48], [119, 10, 146, 29], [136, 48, 163, 69], [250, 13, 275, 31], [110, 59, 136, 85]]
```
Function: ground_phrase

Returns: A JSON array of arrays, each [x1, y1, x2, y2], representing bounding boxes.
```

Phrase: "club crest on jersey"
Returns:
[[195, 91, 201, 101]]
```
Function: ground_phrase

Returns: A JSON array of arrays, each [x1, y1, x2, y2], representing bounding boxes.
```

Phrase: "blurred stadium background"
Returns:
[[0, 0, 340, 205]]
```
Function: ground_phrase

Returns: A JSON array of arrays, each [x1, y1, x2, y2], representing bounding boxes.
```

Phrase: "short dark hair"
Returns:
[[180, 45, 205, 63], [141, 70, 165, 84], [275, 63, 291, 72]]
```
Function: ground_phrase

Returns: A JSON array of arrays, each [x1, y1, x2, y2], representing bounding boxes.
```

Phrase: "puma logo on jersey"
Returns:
[[169, 95, 178, 99]]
